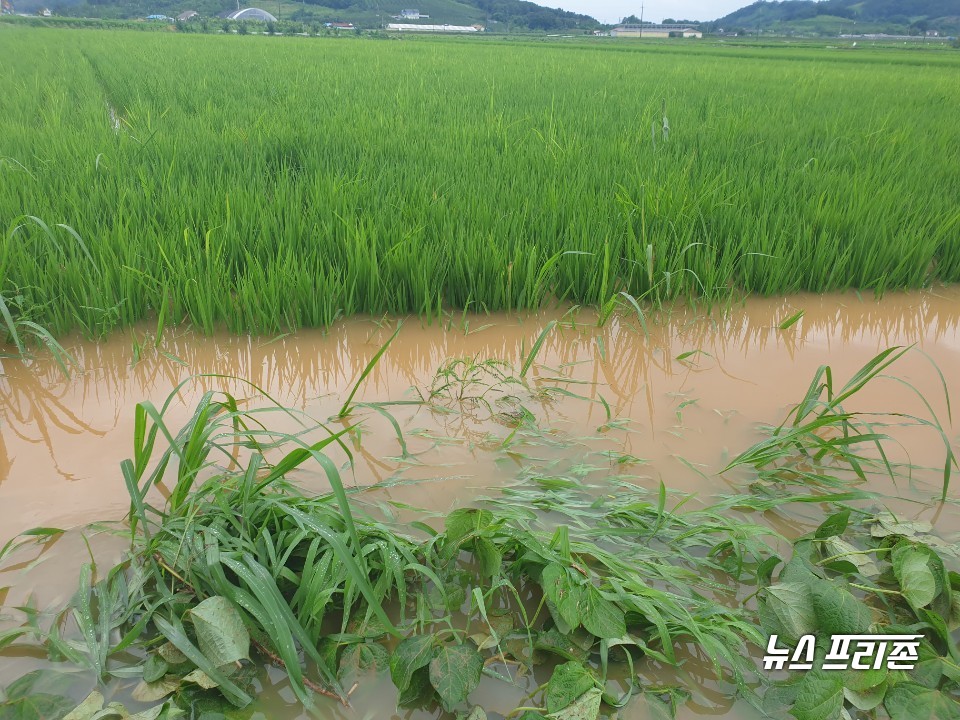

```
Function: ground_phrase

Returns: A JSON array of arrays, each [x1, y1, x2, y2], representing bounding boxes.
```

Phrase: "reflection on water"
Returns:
[[1, 288, 960, 719]]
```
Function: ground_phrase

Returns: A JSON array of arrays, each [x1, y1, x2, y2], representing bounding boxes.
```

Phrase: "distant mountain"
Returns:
[[17, 0, 600, 30], [708, 0, 960, 34]]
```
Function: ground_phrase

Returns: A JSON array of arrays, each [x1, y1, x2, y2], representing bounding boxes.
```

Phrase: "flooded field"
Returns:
[[2, 289, 959, 719]]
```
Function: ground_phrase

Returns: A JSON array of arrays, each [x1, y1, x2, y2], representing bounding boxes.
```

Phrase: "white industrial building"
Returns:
[[387, 23, 483, 33], [611, 23, 702, 38]]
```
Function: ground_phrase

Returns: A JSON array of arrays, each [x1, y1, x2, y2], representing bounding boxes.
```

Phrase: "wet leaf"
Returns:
[[546, 662, 595, 714], [459, 708, 486, 720], [183, 669, 219, 690], [843, 681, 886, 712], [157, 642, 189, 665], [790, 670, 843, 720], [429, 643, 484, 712], [473, 538, 501, 579], [187, 596, 250, 668], [389, 635, 434, 692], [63, 692, 104, 720], [870, 513, 932, 539], [542, 564, 584, 630], [815, 509, 850, 539], [143, 655, 169, 684], [546, 687, 602, 720], [535, 628, 591, 662], [884, 682, 960, 720], [397, 666, 432, 707], [763, 582, 816, 642], [822, 537, 878, 577], [893, 545, 937, 609], [581, 585, 625, 639], [810, 579, 872, 635], [132, 677, 181, 703]]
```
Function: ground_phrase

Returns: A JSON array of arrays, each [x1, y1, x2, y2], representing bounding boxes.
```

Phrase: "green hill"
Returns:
[[14, 0, 600, 30], [709, 0, 960, 35]]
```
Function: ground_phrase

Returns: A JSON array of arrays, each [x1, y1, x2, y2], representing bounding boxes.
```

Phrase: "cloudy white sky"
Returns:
[[552, 1, 751, 23]]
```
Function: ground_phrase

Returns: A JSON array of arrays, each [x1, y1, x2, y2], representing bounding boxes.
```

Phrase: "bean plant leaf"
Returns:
[[473, 538, 502, 579], [187, 596, 250, 668], [143, 655, 169, 684], [390, 635, 435, 693], [763, 583, 816, 642], [822, 538, 879, 577], [884, 682, 960, 720], [790, 670, 844, 720], [132, 677, 181, 703], [815, 509, 850, 539], [581, 585, 626, 639], [542, 564, 585, 630], [870, 513, 932, 539], [429, 643, 484, 712], [546, 662, 595, 714], [546, 687, 602, 720], [63, 692, 104, 720], [809, 579, 872, 635]]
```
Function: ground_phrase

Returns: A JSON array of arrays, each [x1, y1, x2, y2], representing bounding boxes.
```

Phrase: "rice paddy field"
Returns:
[[3, 24, 960, 720], [1, 27, 960, 336]]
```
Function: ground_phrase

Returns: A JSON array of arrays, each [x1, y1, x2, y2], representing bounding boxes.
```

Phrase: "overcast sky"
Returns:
[[552, 1, 750, 24]]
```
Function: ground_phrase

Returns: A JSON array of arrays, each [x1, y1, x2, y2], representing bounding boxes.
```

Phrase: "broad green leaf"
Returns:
[[0, 694, 76, 720], [547, 687, 602, 720], [535, 628, 592, 662], [893, 545, 937, 609], [389, 635, 435, 693], [822, 537, 879, 577], [460, 708, 486, 720], [63, 692, 104, 720], [143, 655, 169, 684], [581, 585, 625, 639], [884, 682, 960, 720], [815, 509, 850, 539], [473, 538, 501, 579], [790, 670, 843, 720], [844, 681, 886, 712], [445, 509, 494, 549], [546, 662, 595, 714], [542, 564, 585, 631], [187, 596, 250, 667], [810, 580, 872, 635], [763, 583, 816, 642], [429, 644, 484, 712], [397, 666, 432, 707]]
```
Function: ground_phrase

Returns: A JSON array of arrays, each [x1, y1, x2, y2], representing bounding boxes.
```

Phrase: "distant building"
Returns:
[[325, 21, 354, 29], [398, 9, 427, 19], [387, 23, 482, 33], [1, 0, 14, 15], [226, 7, 277, 21], [177, 10, 199, 20], [611, 23, 702, 39], [146, 13, 172, 20], [38, 7, 51, 15]]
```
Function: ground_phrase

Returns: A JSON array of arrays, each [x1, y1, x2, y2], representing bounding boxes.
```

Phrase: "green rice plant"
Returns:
[[724, 346, 957, 500], [1, 28, 958, 336]]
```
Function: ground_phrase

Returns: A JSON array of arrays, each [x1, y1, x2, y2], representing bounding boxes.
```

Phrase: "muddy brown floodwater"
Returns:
[[2, 289, 960, 719]]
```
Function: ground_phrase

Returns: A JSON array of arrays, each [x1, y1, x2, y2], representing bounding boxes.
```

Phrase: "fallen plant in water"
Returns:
[[0, 348, 958, 719]]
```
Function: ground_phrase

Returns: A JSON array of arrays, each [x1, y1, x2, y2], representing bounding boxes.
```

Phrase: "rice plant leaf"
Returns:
[[520, 320, 556, 378], [546, 662, 595, 714], [187, 596, 250, 668], [778, 310, 804, 330], [389, 635, 434, 692], [893, 545, 938, 609], [883, 683, 960, 720], [428, 643, 483, 712], [790, 670, 843, 720], [338, 321, 402, 418], [546, 687, 602, 720]]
